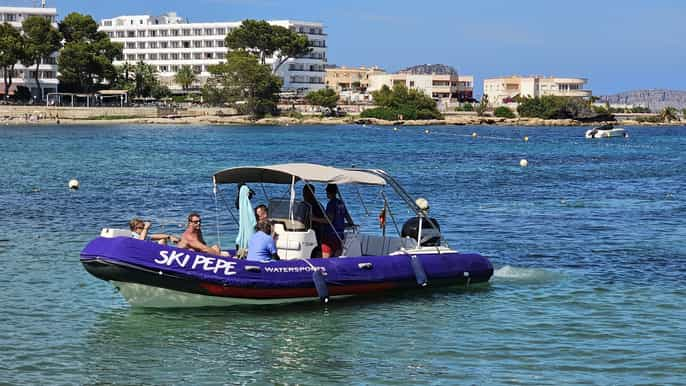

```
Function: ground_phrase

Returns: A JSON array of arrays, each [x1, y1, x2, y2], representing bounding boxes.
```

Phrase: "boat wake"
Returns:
[[492, 265, 562, 284]]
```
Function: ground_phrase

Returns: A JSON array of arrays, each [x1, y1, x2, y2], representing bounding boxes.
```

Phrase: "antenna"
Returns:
[[41, 0, 46, 8]]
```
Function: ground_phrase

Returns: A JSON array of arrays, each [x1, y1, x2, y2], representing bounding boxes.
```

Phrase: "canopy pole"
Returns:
[[213, 176, 221, 249], [289, 175, 295, 224]]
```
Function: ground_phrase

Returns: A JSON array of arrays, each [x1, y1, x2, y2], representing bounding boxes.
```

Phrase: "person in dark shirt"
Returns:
[[321, 184, 349, 258]]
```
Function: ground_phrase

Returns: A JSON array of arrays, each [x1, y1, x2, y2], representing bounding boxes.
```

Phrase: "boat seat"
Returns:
[[360, 235, 415, 256], [271, 219, 307, 231]]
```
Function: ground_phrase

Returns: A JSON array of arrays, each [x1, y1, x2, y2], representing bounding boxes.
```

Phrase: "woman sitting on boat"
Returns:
[[129, 218, 179, 244]]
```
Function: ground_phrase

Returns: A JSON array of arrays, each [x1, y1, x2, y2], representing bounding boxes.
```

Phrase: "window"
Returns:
[[127, 31, 135, 38], [182, 53, 191, 60], [127, 54, 136, 60], [204, 40, 213, 47], [193, 65, 202, 74], [193, 28, 202, 35], [160, 42, 168, 48], [183, 41, 190, 49], [149, 41, 157, 48], [149, 30, 157, 37], [137, 30, 146, 37], [160, 53, 169, 60], [171, 41, 180, 48], [149, 53, 158, 60], [205, 28, 214, 35], [137, 54, 146, 60], [217, 28, 226, 35], [171, 65, 179, 72], [104, 20, 112, 26], [205, 52, 213, 59], [160, 30, 168, 37], [182, 29, 191, 36], [126, 42, 135, 49], [171, 53, 179, 60], [216, 40, 224, 47], [193, 41, 202, 48], [193, 52, 202, 59], [116, 31, 125, 38], [138, 42, 146, 49], [171, 29, 179, 36], [159, 65, 168, 72]]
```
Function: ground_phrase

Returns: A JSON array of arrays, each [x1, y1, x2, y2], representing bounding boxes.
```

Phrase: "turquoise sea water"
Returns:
[[1, 124, 685, 385]]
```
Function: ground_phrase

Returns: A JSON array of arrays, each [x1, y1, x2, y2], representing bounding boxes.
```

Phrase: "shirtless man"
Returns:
[[177, 212, 221, 255]]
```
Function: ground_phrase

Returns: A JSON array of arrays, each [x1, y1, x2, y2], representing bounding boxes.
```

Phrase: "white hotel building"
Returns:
[[98, 12, 327, 93], [0, 5, 59, 99], [483, 75, 592, 107]]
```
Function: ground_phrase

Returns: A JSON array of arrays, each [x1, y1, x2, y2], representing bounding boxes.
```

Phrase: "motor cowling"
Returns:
[[401, 217, 442, 246]]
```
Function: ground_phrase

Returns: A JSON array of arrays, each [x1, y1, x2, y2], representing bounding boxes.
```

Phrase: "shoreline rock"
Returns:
[[0, 114, 683, 127]]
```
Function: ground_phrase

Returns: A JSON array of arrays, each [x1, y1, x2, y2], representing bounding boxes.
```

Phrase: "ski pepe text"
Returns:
[[155, 250, 237, 276]]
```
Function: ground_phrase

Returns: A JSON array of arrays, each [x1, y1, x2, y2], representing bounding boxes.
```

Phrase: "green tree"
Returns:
[[305, 87, 338, 109], [475, 95, 489, 116], [202, 51, 282, 117], [0, 22, 24, 100], [363, 83, 442, 120], [21, 16, 61, 101], [494, 106, 515, 118], [174, 65, 196, 91], [659, 106, 678, 122], [58, 13, 122, 93], [225, 19, 312, 74], [131, 61, 159, 98]]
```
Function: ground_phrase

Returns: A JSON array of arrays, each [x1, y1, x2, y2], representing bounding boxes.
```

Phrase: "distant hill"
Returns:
[[600, 89, 686, 111], [398, 64, 457, 75]]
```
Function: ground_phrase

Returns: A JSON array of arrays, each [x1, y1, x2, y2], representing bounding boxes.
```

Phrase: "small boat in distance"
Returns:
[[80, 163, 494, 308], [585, 124, 628, 138]]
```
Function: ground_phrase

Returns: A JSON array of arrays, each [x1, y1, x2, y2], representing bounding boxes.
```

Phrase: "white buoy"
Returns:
[[68, 179, 80, 190], [524, 136, 529, 142], [472, 132, 478, 138], [393, 127, 398, 131], [424, 129, 430, 134], [519, 159, 528, 167]]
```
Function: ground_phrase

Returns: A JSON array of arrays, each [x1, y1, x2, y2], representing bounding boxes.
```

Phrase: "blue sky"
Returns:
[[35, 0, 686, 95]]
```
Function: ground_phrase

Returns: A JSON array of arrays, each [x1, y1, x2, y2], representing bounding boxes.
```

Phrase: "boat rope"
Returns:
[[354, 185, 370, 216], [381, 191, 401, 236]]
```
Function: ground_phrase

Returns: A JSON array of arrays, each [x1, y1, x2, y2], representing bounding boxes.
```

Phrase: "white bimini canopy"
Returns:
[[213, 163, 387, 186]]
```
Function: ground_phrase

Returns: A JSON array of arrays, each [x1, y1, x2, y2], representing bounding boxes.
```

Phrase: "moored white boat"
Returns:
[[585, 124, 628, 138]]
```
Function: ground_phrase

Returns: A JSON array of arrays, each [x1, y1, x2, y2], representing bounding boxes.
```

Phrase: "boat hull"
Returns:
[[585, 128, 628, 138], [81, 237, 493, 308]]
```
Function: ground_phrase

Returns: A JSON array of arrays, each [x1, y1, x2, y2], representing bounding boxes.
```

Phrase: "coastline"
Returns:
[[1, 113, 683, 127]]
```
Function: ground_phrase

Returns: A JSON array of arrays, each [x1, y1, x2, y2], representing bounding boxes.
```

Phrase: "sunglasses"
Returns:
[[135, 226, 145, 230], [189, 220, 202, 224]]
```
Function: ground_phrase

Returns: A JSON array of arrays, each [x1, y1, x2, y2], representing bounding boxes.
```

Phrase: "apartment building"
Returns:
[[483, 75, 591, 106], [98, 13, 327, 93], [325, 66, 385, 92], [367, 72, 463, 101], [0, 5, 59, 100]]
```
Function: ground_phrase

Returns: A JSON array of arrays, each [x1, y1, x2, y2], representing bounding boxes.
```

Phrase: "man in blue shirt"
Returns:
[[246, 221, 279, 261]]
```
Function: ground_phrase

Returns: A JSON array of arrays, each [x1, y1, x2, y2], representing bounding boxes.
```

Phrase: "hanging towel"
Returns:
[[235, 185, 256, 252]]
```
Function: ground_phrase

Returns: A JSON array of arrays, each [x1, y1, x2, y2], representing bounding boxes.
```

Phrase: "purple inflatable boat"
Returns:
[[81, 164, 493, 307]]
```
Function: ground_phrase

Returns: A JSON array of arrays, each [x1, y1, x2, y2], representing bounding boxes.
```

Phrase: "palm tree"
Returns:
[[659, 106, 678, 122], [174, 65, 196, 92]]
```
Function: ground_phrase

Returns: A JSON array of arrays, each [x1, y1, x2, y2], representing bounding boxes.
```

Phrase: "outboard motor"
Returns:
[[401, 216, 442, 246]]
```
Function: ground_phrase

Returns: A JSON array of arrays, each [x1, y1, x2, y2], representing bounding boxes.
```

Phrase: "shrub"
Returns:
[[494, 106, 515, 118], [360, 107, 398, 121]]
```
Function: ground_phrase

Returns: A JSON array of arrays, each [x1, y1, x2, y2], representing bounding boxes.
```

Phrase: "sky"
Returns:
[[12, 0, 686, 95]]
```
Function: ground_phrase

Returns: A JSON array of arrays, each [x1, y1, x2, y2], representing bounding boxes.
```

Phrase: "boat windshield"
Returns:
[[268, 199, 311, 231]]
